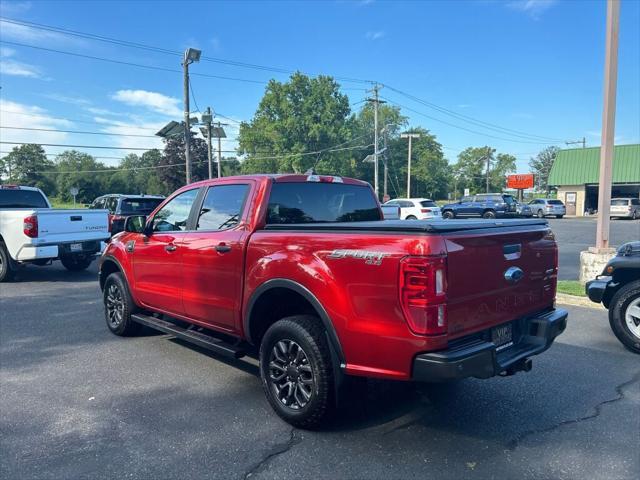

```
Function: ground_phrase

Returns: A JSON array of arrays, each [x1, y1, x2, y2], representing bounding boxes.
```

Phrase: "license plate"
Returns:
[[492, 323, 513, 351], [69, 243, 82, 252]]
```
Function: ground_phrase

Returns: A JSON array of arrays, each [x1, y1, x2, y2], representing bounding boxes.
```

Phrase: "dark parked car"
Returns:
[[528, 198, 566, 218], [441, 193, 517, 219], [90, 194, 164, 235], [586, 241, 640, 354]]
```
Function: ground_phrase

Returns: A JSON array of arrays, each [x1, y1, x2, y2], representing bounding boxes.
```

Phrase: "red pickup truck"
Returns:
[[99, 174, 567, 427]]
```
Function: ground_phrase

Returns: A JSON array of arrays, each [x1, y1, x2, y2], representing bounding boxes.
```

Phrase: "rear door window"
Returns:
[[196, 184, 249, 231], [267, 182, 380, 224]]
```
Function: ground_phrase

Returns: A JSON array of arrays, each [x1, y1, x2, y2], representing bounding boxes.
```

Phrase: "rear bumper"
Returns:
[[585, 277, 612, 303], [412, 308, 568, 381]]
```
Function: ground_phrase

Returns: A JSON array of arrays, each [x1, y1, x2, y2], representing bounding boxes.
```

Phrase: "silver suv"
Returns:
[[610, 198, 640, 220], [528, 198, 566, 218]]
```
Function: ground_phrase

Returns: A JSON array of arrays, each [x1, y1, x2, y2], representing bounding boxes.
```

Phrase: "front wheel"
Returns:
[[60, 255, 93, 271], [608, 280, 640, 354], [259, 315, 334, 429], [442, 211, 455, 219], [482, 210, 496, 219], [537, 210, 545, 218], [103, 272, 141, 336]]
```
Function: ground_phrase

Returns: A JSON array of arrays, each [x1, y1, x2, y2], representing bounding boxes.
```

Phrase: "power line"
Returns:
[[381, 96, 554, 145], [383, 85, 565, 143], [0, 125, 158, 138], [0, 40, 270, 85], [0, 17, 374, 85], [0, 141, 238, 152]]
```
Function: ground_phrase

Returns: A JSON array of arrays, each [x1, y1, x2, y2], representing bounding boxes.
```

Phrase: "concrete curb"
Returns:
[[556, 293, 605, 310]]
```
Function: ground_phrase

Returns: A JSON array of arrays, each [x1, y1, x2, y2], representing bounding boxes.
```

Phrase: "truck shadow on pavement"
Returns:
[[11, 262, 98, 284]]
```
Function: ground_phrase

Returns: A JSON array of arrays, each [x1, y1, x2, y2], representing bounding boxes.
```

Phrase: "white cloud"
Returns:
[[0, 46, 43, 78], [365, 31, 385, 41], [457, 104, 472, 109], [0, 99, 71, 154], [507, 0, 557, 19], [43, 93, 92, 106], [111, 89, 181, 117], [0, 1, 32, 16], [0, 19, 84, 46], [95, 117, 165, 154]]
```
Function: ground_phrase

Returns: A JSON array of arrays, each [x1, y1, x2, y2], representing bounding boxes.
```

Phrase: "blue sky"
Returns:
[[0, 0, 639, 172]]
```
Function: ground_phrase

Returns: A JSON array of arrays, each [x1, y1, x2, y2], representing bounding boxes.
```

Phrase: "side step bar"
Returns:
[[131, 314, 245, 359]]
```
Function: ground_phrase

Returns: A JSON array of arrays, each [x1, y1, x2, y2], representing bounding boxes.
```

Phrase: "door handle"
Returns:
[[165, 244, 177, 252], [215, 243, 231, 253]]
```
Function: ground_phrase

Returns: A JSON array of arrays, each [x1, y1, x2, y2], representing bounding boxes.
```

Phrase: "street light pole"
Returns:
[[182, 48, 201, 185], [595, 0, 620, 250], [485, 147, 492, 193], [217, 122, 223, 178], [204, 107, 213, 179], [401, 133, 420, 198]]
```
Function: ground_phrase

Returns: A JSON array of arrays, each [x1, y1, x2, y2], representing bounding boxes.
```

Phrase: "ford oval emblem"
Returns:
[[504, 266, 524, 284]]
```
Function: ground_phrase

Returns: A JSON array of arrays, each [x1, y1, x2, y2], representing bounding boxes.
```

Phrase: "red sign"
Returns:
[[507, 174, 534, 189]]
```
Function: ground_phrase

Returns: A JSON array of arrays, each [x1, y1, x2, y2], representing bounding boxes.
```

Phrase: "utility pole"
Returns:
[[216, 121, 223, 178], [366, 84, 385, 199], [182, 48, 201, 185], [596, 0, 620, 250], [401, 133, 420, 198], [565, 137, 586, 148], [382, 126, 389, 202], [202, 107, 214, 179], [484, 147, 492, 193]]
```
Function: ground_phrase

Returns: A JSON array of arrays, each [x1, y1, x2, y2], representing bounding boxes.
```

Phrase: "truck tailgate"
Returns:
[[443, 224, 557, 339], [35, 209, 109, 244]]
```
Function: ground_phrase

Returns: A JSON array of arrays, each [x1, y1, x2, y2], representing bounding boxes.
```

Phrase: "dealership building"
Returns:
[[548, 144, 639, 216]]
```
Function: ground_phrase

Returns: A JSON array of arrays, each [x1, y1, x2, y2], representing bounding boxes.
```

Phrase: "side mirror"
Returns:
[[124, 215, 147, 234]]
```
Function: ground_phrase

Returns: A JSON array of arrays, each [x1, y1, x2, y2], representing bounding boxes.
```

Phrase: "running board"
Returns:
[[131, 314, 245, 359]]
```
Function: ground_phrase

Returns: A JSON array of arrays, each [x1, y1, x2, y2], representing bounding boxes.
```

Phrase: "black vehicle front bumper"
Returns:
[[412, 308, 568, 381], [585, 276, 613, 304]]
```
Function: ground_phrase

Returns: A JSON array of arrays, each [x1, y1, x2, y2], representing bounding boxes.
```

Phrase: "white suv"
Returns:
[[383, 198, 442, 220]]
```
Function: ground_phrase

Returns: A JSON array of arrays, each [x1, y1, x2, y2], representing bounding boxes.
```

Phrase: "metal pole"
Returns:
[[206, 109, 213, 179], [596, 0, 620, 250], [383, 127, 388, 200], [407, 135, 413, 198], [217, 122, 222, 178], [183, 55, 192, 184], [485, 148, 491, 193], [373, 84, 379, 199]]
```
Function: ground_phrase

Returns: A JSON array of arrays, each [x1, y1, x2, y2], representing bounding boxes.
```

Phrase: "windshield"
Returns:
[[267, 182, 380, 224], [120, 198, 164, 214], [0, 189, 48, 209], [611, 199, 629, 206]]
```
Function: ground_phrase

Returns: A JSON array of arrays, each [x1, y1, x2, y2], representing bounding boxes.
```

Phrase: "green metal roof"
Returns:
[[548, 144, 640, 185]]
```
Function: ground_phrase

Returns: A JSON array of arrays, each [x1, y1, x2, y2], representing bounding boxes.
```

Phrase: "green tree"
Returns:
[[529, 146, 559, 194], [238, 73, 353, 174], [55, 151, 107, 203], [0, 144, 56, 195], [158, 132, 209, 192], [397, 128, 449, 199], [453, 147, 516, 194]]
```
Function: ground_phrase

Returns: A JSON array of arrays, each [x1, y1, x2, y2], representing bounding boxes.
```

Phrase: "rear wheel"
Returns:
[[608, 280, 640, 354], [405, 215, 417, 220], [60, 255, 93, 271], [556, 215, 564, 219], [259, 315, 334, 429], [537, 209, 545, 218], [482, 210, 496, 219], [442, 210, 455, 219], [0, 242, 16, 283], [103, 272, 141, 336]]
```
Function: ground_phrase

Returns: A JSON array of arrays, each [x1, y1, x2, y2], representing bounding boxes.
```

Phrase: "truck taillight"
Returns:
[[109, 215, 124, 232], [23, 215, 38, 238], [399, 256, 447, 335]]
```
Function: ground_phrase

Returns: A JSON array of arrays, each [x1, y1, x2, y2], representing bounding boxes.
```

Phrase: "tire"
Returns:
[[608, 280, 640, 354], [60, 255, 93, 271], [537, 209, 545, 218], [482, 210, 496, 219], [633, 211, 638, 220], [442, 210, 455, 219], [103, 272, 141, 336], [406, 215, 417, 220], [0, 242, 16, 283], [556, 215, 564, 219], [259, 315, 334, 429]]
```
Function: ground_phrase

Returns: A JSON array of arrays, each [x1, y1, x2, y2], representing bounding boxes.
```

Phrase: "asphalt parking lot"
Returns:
[[547, 217, 639, 280], [1, 261, 639, 480]]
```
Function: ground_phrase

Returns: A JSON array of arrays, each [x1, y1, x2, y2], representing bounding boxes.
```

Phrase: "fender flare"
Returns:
[[244, 278, 345, 367], [99, 255, 128, 290]]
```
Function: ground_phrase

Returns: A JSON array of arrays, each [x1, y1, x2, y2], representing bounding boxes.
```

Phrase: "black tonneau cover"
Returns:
[[263, 218, 548, 233]]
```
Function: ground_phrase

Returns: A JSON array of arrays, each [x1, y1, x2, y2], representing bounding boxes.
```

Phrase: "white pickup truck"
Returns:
[[0, 185, 110, 282]]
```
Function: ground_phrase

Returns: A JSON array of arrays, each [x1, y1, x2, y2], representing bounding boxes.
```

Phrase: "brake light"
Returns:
[[421, 208, 431, 213], [108, 214, 125, 232], [399, 256, 447, 335], [23, 215, 38, 238]]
